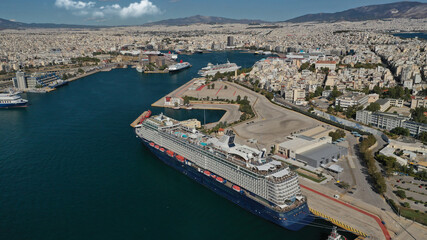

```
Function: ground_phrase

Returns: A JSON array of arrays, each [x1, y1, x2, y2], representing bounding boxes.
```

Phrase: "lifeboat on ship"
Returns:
[[211, 174, 217, 179], [203, 170, 211, 177], [176, 155, 185, 163], [232, 185, 242, 193], [149, 142, 155, 147], [155, 145, 160, 150], [216, 177, 225, 184], [159, 147, 165, 152], [166, 150, 175, 157]]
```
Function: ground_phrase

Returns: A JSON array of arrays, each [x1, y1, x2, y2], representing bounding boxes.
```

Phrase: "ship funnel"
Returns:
[[261, 148, 267, 158]]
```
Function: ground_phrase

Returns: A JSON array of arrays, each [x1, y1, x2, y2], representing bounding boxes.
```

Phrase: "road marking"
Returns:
[[348, 156, 356, 169], [301, 184, 391, 240]]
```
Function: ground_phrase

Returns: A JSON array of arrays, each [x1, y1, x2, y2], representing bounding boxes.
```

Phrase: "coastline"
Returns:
[[151, 77, 242, 128]]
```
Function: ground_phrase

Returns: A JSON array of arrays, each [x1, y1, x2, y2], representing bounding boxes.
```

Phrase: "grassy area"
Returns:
[[296, 171, 326, 183], [295, 169, 326, 183], [399, 207, 427, 226]]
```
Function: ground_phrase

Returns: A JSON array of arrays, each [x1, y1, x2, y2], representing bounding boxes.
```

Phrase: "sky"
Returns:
[[0, 0, 426, 26]]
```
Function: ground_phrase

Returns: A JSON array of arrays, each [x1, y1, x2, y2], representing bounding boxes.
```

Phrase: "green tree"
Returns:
[[236, 95, 241, 102], [339, 181, 350, 190], [345, 105, 362, 119], [265, 91, 274, 100], [411, 107, 427, 124], [390, 127, 410, 136], [78, 68, 84, 74], [373, 85, 381, 94], [211, 83, 215, 89], [329, 86, 343, 100], [183, 96, 190, 105], [329, 129, 346, 141], [394, 190, 406, 199], [224, 85, 228, 90], [419, 132, 427, 142], [365, 102, 380, 112]]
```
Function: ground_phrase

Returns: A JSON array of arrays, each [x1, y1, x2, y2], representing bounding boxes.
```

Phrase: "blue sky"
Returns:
[[0, 0, 425, 26]]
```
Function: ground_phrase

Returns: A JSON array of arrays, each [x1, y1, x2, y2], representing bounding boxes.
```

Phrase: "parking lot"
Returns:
[[389, 175, 427, 211]]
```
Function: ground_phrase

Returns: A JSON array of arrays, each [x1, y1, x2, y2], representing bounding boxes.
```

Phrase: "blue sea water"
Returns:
[[393, 32, 427, 40], [0, 51, 355, 240]]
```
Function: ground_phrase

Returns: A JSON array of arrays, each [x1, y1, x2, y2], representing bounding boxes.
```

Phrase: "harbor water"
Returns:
[[0, 51, 356, 240]]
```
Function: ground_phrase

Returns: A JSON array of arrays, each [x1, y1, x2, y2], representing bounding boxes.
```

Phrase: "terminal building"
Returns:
[[13, 71, 63, 90], [277, 135, 347, 168]]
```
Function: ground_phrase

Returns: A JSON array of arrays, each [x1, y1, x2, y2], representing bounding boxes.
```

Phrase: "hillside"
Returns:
[[143, 15, 269, 26], [286, 1, 427, 23]]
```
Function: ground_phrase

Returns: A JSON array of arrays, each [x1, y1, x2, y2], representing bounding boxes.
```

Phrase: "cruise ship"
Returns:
[[134, 112, 313, 231], [198, 61, 241, 76], [0, 91, 28, 108], [168, 61, 191, 72]]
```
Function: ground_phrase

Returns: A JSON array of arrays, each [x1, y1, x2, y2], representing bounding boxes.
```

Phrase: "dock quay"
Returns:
[[310, 207, 367, 237], [300, 178, 400, 240], [130, 111, 150, 128], [144, 70, 169, 74]]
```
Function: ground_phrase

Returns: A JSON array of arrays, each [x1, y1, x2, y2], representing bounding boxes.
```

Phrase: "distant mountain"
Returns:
[[143, 15, 269, 26], [286, 1, 427, 23], [0, 18, 102, 30]]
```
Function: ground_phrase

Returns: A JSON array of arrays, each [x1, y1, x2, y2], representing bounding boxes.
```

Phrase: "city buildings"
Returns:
[[356, 110, 427, 136], [334, 92, 376, 109]]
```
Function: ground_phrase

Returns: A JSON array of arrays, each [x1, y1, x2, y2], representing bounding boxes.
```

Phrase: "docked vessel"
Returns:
[[48, 79, 68, 89], [327, 227, 347, 240], [0, 91, 28, 108], [168, 61, 191, 72], [163, 51, 178, 60], [136, 65, 144, 73], [134, 112, 313, 231], [198, 60, 241, 76]]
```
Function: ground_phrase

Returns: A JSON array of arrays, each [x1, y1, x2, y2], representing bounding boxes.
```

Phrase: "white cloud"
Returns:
[[119, 0, 160, 18], [54, 0, 161, 19], [55, 0, 95, 10]]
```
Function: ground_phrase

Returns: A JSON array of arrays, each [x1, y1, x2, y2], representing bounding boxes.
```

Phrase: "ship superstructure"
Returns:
[[134, 113, 313, 230], [198, 61, 241, 76]]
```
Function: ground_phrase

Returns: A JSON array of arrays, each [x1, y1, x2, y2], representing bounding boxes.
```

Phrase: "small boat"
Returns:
[[216, 177, 225, 183], [327, 226, 346, 240], [211, 174, 217, 179], [232, 185, 242, 192], [166, 150, 175, 157], [160, 147, 165, 152], [176, 155, 185, 163], [155, 145, 160, 149], [149, 142, 155, 147], [203, 170, 211, 177]]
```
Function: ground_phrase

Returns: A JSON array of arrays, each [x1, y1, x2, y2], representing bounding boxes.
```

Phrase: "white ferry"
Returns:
[[198, 60, 241, 76], [0, 91, 28, 108], [168, 61, 191, 72]]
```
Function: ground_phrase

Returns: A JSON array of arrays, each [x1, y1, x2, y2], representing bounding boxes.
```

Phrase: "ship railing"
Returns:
[[159, 129, 292, 177], [267, 172, 298, 183]]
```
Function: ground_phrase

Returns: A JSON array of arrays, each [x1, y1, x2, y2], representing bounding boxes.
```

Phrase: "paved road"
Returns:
[[229, 82, 319, 147], [345, 133, 391, 211]]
